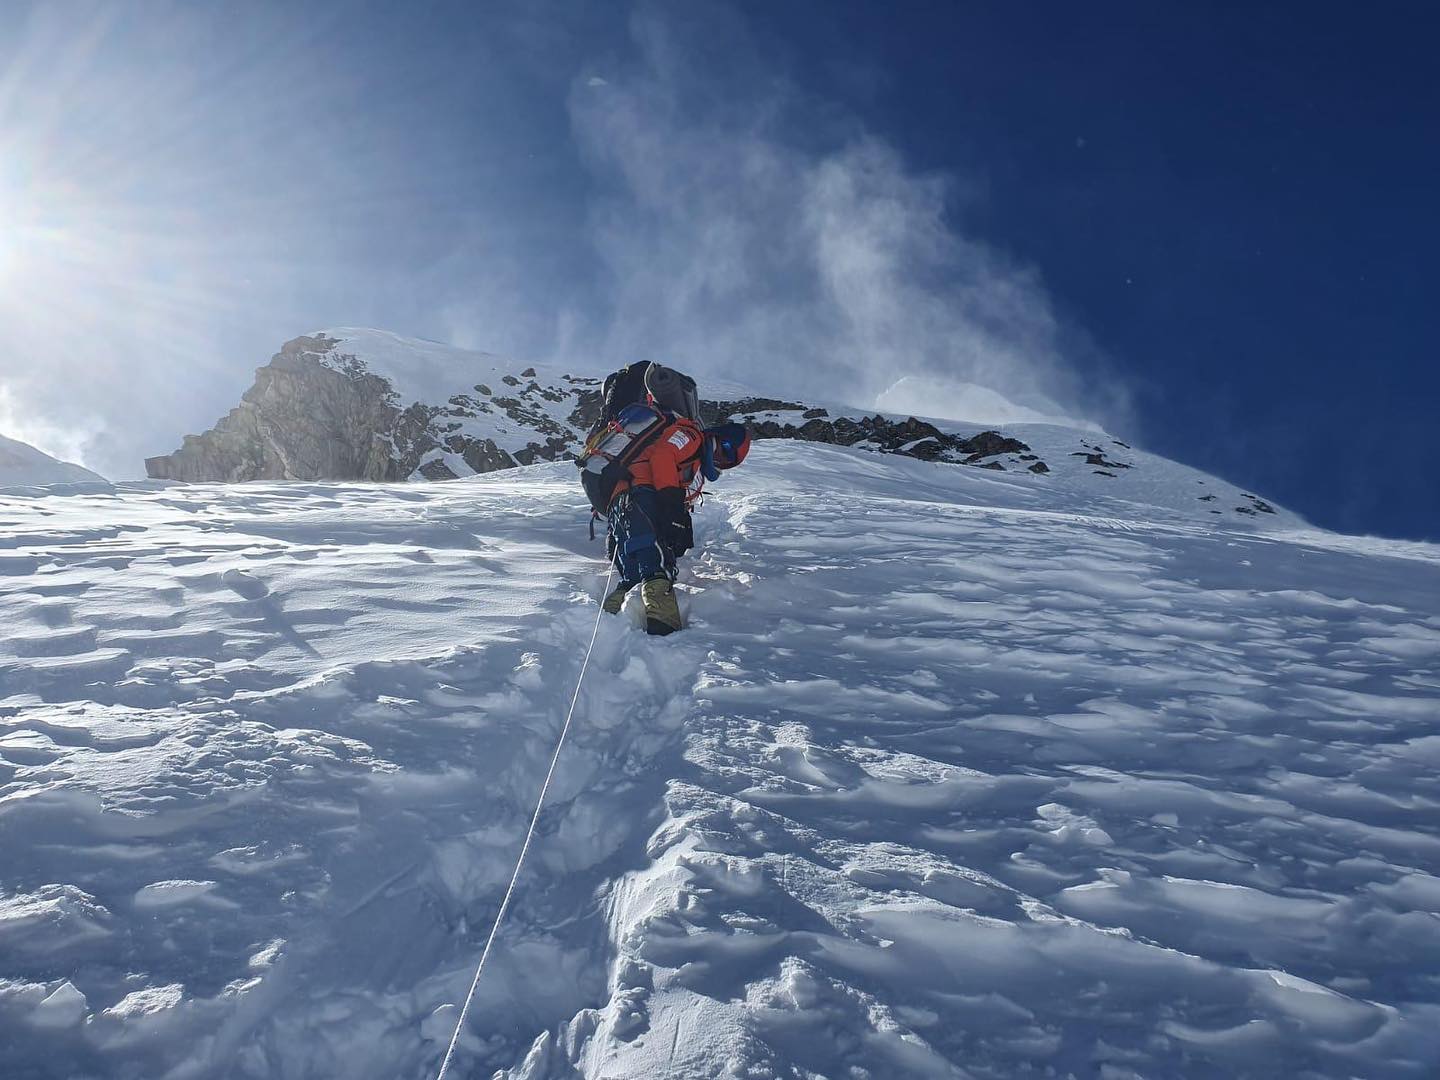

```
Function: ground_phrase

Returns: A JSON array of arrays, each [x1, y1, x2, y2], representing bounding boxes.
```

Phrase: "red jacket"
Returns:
[[612, 416, 705, 503]]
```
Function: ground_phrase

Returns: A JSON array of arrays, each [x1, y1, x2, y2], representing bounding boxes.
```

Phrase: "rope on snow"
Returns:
[[434, 567, 615, 1080]]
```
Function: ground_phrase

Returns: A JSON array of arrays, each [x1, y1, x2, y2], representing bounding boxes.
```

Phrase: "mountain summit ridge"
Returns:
[[145, 329, 1299, 529]]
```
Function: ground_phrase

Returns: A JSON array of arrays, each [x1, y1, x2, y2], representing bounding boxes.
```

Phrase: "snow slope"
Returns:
[[320, 327, 592, 465], [2, 441, 1439, 1078], [0, 433, 106, 490]]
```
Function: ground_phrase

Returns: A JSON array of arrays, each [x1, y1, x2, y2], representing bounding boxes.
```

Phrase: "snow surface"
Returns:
[[2, 440, 1439, 1078], [316, 328, 566, 410], [316, 328, 592, 472], [875, 375, 1090, 430], [0, 433, 106, 491]]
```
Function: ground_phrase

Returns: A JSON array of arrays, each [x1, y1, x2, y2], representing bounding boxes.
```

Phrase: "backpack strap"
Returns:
[[578, 404, 675, 516]]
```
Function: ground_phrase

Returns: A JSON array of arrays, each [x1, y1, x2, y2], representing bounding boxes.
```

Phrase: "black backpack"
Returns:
[[597, 361, 701, 428]]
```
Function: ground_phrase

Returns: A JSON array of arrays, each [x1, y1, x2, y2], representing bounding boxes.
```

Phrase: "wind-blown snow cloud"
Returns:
[[562, 6, 1128, 429]]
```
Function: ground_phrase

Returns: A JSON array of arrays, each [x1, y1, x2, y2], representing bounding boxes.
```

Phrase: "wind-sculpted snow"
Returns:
[[1, 443, 1437, 1078]]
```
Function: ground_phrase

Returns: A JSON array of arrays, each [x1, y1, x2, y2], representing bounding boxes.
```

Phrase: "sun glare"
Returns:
[[0, 172, 41, 292], [0, 196, 14, 281], [0, 172, 42, 285]]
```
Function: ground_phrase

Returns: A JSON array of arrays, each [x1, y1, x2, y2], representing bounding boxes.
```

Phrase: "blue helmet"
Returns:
[[701, 423, 750, 480]]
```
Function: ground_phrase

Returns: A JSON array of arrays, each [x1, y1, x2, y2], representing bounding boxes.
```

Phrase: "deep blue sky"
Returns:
[[744, 0, 1439, 541], [1, 1, 1435, 540]]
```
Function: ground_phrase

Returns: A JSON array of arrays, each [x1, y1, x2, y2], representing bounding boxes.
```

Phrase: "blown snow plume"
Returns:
[[6, 416, 1440, 1076], [561, 7, 1129, 432], [0, 433, 107, 490]]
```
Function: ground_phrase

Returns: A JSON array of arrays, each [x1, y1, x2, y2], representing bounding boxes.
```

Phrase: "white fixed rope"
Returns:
[[434, 567, 615, 1080]]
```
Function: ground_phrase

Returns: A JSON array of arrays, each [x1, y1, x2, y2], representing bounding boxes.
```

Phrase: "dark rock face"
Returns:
[[710, 397, 810, 423], [567, 390, 604, 433], [146, 336, 407, 482], [1235, 493, 1277, 516], [712, 403, 1036, 469], [1072, 450, 1131, 470], [571, 392, 1045, 472], [962, 431, 1031, 459], [417, 458, 459, 481], [147, 336, 593, 483]]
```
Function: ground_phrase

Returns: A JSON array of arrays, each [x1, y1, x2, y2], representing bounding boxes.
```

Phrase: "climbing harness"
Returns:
[[433, 566, 615, 1080]]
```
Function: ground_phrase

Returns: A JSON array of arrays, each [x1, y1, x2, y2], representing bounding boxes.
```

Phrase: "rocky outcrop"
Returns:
[[1236, 493, 1277, 516], [147, 336, 599, 483], [147, 336, 407, 482], [711, 404, 1034, 468]]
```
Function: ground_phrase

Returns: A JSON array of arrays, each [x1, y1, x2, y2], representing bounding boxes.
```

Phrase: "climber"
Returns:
[[577, 363, 749, 635]]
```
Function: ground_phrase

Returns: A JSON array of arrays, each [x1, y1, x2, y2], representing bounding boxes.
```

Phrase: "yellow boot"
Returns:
[[601, 581, 633, 615], [640, 577, 682, 636]]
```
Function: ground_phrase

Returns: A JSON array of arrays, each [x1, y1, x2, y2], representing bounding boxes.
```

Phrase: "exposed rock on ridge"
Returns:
[[139, 330, 1296, 525], [147, 337, 405, 482], [724, 402, 1032, 466]]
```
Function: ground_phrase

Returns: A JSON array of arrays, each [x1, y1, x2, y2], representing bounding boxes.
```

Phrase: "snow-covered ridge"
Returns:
[[2, 441, 1437, 1077], [145, 328, 1300, 529], [0, 433, 106, 490]]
